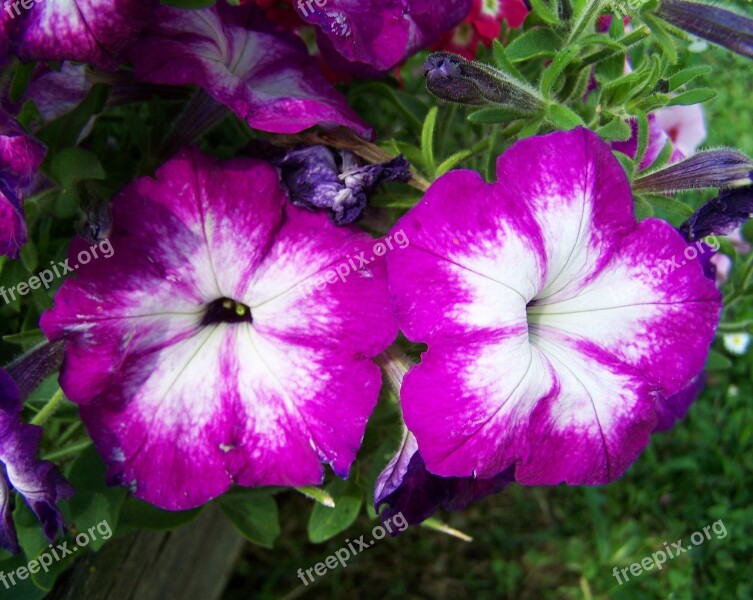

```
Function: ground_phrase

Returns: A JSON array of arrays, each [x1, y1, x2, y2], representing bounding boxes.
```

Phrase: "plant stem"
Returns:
[[30, 388, 66, 426]]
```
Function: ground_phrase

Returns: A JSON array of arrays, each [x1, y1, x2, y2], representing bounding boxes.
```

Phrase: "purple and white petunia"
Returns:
[[295, 0, 472, 73], [387, 128, 722, 485], [41, 148, 397, 510], [0, 369, 73, 554], [1, 111, 46, 258], [126, 4, 370, 136], [1, 0, 152, 67]]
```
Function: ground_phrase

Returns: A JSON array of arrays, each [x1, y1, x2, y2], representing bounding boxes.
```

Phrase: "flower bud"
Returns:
[[424, 52, 543, 113], [634, 149, 753, 194], [656, 0, 753, 60]]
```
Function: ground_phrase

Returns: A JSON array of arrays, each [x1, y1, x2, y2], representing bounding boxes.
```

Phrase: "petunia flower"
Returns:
[[294, 0, 472, 73], [126, 3, 370, 136], [654, 104, 707, 162], [275, 145, 411, 225], [387, 128, 722, 485], [0, 368, 73, 554], [41, 148, 397, 510], [611, 114, 670, 171], [0, 111, 46, 258], [1, 0, 152, 68], [374, 429, 514, 527]]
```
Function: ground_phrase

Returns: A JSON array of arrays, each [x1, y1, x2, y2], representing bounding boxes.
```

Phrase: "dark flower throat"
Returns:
[[202, 297, 253, 326]]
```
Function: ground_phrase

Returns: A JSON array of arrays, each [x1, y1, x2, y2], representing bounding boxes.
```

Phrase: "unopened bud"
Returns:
[[634, 149, 753, 194], [424, 52, 543, 113], [680, 185, 753, 241]]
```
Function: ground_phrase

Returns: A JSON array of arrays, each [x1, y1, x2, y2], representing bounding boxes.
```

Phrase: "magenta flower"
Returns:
[[387, 128, 721, 485], [295, 0, 472, 73], [126, 4, 370, 136], [1, 0, 151, 67], [654, 104, 707, 162], [41, 148, 396, 510], [1, 111, 46, 259], [0, 369, 73, 554]]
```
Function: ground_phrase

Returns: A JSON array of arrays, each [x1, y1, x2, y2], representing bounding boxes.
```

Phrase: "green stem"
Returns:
[[30, 389, 66, 426], [580, 27, 650, 67], [42, 439, 92, 462]]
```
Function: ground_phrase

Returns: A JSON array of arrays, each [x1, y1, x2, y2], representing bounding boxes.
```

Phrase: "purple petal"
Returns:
[[611, 114, 669, 171], [374, 431, 514, 526], [127, 4, 370, 136], [299, 0, 472, 73], [4, 0, 152, 68], [0, 369, 73, 554], [387, 128, 721, 485], [41, 148, 397, 510]]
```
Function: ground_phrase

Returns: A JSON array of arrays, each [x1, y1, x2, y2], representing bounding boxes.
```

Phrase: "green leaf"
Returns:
[[0, 552, 48, 598], [307, 479, 362, 544], [528, 0, 559, 25], [597, 117, 632, 141], [541, 45, 579, 99], [421, 107, 438, 174], [642, 13, 678, 63], [2, 329, 46, 350], [492, 40, 526, 82], [706, 349, 733, 371], [19, 240, 37, 274], [506, 29, 562, 61], [666, 89, 717, 106], [295, 486, 336, 508], [10, 62, 36, 104], [50, 148, 105, 188], [546, 103, 585, 129], [467, 107, 526, 124], [220, 493, 280, 549], [436, 150, 474, 177], [36, 84, 108, 153], [668, 65, 712, 91], [575, 33, 624, 52]]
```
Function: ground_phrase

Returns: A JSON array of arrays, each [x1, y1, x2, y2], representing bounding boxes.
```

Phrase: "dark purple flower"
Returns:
[[1, 0, 152, 68], [681, 185, 753, 241], [656, 0, 753, 60], [424, 52, 542, 111], [0, 368, 73, 554], [375, 430, 514, 527], [295, 0, 472, 73], [0, 111, 46, 259], [276, 145, 411, 225], [126, 4, 370, 136]]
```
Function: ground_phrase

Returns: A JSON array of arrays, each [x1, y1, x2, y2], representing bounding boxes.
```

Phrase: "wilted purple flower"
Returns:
[[424, 52, 542, 111], [25, 63, 94, 124], [0, 368, 73, 554], [386, 128, 721, 485], [0, 111, 46, 258], [276, 146, 411, 225], [1, 0, 152, 67], [681, 185, 753, 241], [634, 149, 753, 194], [296, 0, 472, 73], [41, 148, 397, 510], [375, 430, 514, 527], [656, 0, 753, 60], [126, 3, 370, 136]]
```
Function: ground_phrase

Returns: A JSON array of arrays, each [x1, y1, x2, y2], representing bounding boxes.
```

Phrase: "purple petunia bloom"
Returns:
[[1, 0, 152, 68], [0, 369, 73, 554], [295, 0, 473, 73], [0, 111, 46, 259], [126, 4, 370, 136], [374, 430, 514, 526], [41, 148, 397, 510], [275, 145, 411, 225], [386, 128, 722, 485]]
